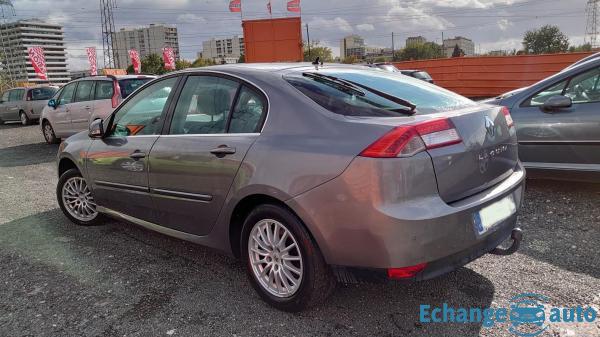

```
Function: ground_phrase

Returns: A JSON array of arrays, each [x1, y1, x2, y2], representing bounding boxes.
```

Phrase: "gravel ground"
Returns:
[[0, 123, 598, 337]]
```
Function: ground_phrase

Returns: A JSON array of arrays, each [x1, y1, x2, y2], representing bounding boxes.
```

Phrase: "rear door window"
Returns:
[[95, 81, 114, 100], [30, 87, 58, 100], [229, 86, 267, 133], [74, 81, 94, 102], [9, 90, 24, 101]]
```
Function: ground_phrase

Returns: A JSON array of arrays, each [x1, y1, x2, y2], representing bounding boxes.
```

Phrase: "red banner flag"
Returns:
[[229, 0, 241, 12], [129, 49, 141, 74], [287, 0, 300, 12], [267, 1, 271, 15], [86, 47, 98, 76], [27, 46, 48, 80], [162, 47, 176, 70]]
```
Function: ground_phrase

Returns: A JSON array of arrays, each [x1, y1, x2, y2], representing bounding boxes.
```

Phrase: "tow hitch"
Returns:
[[490, 228, 522, 256]]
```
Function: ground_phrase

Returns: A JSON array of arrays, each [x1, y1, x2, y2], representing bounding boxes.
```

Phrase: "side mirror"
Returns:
[[47, 99, 57, 108], [541, 95, 572, 112], [89, 119, 105, 138]]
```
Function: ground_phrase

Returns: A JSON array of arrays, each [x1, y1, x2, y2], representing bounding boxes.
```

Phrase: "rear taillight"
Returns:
[[360, 118, 462, 158], [387, 263, 428, 279], [111, 80, 121, 108], [501, 106, 514, 128]]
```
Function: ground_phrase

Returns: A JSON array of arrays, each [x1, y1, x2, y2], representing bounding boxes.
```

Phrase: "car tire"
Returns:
[[42, 121, 60, 144], [57, 168, 104, 226], [241, 204, 336, 312], [20, 111, 30, 125]]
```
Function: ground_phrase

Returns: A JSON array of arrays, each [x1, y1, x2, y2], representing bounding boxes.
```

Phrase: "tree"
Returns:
[[341, 55, 357, 64], [238, 54, 245, 63], [191, 58, 216, 68], [523, 25, 569, 55], [175, 59, 192, 70], [398, 42, 444, 61], [126, 53, 167, 75], [303, 41, 333, 62], [451, 44, 464, 57], [569, 43, 592, 53]]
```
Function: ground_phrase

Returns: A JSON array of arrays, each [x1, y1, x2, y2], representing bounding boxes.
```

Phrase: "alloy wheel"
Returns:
[[20, 113, 27, 125], [43, 123, 53, 142], [61, 176, 97, 222], [248, 219, 303, 298]]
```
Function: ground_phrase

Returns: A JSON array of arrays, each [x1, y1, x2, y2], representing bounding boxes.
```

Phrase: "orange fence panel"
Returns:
[[243, 17, 303, 63], [394, 52, 594, 98]]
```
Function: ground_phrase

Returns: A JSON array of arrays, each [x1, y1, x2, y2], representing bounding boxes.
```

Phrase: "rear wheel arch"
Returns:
[[229, 194, 316, 259]]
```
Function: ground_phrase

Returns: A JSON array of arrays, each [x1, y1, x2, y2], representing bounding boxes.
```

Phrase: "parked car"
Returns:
[[399, 69, 435, 84], [0, 86, 58, 125], [366, 63, 435, 84], [484, 55, 600, 180], [41, 75, 155, 144], [56, 64, 525, 311]]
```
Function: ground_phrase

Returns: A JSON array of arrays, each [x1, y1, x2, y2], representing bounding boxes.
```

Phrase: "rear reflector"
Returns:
[[360, 118, 461, 158], [501, 106, 514, 128], [387, 263, 428, 279]]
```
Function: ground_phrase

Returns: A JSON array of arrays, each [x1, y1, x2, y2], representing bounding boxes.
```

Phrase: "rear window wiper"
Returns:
[[302, 72, 366, 97], [303, 72, 417, 115]]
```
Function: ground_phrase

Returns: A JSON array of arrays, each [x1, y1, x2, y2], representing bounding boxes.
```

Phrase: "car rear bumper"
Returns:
[[286, 155, 526, 270]]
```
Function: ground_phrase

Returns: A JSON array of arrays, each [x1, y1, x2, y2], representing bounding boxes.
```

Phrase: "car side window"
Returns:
[[9, 90, 22, 101], [95, 81, 113, 100], [563, 68, 600, 104], [229, 86, 266, 133], [108, 77, 178, 137], [74, 81, 94, 102], [169, 76, 239, 135], [1, 92, 8, 102], [59, 83, 77, 105], [526, 81, 567, 107]]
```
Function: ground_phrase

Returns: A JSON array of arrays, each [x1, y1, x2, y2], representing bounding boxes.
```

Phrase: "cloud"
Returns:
[[381, 5, 452, 31], [177, 13, 206, 24], [308, 17, 353, 33], [480, 38, 522, 53], [497, 19, 512, 31], [421, 0, 521, 9], [356, 23, 375, 32]]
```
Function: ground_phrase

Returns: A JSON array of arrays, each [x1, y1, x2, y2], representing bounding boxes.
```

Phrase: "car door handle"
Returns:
[[210, 146, 236, 157], [84, 106, 92, 110], [129, 151, 147, 160]]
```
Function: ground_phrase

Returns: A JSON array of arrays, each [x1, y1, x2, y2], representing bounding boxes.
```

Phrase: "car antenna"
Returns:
[[312, 57, 323, 70]]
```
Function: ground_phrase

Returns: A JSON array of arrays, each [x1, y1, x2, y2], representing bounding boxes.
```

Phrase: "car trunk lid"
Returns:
[[426, 105, 518, 203]]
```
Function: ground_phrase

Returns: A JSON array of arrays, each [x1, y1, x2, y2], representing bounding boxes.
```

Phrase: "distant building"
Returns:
[[114, 24, 180, 69], [340, 35, 365, 60], [406, 36, 427, 47], [365, 47, 394, 62], [487, 50, 508, 56], [0, 19, 70, 85], [443, 36, 475, 57], [201, 36, 244, 64]]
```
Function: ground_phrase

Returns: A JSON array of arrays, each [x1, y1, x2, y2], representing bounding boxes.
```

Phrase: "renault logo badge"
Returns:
[[485, 116, 495, 138]]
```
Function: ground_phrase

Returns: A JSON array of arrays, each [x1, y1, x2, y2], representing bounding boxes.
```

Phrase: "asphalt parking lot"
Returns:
[[0, 123, 598, 337]]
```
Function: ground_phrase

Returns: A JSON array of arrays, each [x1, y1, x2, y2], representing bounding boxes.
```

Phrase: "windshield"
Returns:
[[30, 87, 58, 100], [413, 71, 432, 81], [119, 78, 152, 98], [285, 68, 474, 116]]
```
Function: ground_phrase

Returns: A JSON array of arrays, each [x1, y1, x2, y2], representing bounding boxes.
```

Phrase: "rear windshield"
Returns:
[[119, 78, 152, 98], [30, 87, 57, 100], [285, 69, 474, 116]]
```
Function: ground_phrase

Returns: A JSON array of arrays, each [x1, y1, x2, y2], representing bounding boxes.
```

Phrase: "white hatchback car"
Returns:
[[41, 75, 155, 144]]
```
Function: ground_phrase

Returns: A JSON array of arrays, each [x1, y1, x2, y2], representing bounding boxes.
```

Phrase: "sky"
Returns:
[[5, 0, 590, 71]]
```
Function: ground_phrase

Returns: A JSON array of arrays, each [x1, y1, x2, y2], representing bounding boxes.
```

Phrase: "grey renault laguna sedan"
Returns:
[[56, 64, 525, 311], [485, 55, 600, 180]]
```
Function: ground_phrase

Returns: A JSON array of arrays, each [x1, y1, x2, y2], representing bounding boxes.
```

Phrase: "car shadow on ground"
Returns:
[[0, 142, 58, 167], [518, 179, 600, 279], [0, 209, 494, 337]]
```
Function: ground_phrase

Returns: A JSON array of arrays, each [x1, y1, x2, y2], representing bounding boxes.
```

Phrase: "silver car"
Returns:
[[485, 55, 600, 180], [0, 86, 58, 125], [41, 75, 154, 144], [56, 64, 525, 311]]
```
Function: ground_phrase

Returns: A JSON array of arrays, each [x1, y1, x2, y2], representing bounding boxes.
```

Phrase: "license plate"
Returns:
[[473, 195, 516, 235]]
